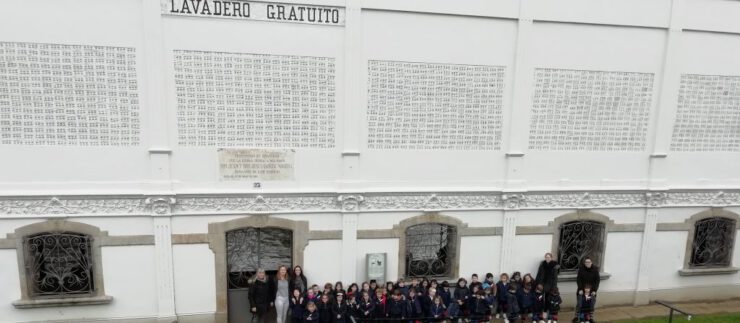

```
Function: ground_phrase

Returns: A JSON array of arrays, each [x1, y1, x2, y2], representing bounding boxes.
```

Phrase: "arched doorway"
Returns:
[[207, 215, 309, 323], [227, 227, 293, 323]]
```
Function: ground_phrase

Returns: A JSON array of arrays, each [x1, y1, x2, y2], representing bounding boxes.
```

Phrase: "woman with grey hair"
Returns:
[[248, 268, 274, 323]]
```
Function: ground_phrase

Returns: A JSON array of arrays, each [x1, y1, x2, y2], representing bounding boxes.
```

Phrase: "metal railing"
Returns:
[[655, 300, 693, 323]]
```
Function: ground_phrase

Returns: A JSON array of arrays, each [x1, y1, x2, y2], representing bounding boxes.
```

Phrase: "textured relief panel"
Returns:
[[367, 61, 505, 150], [529, 68, 654, 151], [0, 42, 139, 146], [0, 191, 740, 216], [670, 74, 740, 152], [174, 51, 336, 148]]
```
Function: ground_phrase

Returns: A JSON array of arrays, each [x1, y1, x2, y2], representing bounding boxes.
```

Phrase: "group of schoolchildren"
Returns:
[[262, 254, 600, 323], [283, 272, 570, 323]]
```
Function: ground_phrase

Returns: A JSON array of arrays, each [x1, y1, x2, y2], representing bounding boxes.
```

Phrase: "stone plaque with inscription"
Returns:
[[218, 149, 295, 181]]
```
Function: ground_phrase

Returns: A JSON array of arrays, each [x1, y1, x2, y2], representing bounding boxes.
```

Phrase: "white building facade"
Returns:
[[1, 0, 740, 322]]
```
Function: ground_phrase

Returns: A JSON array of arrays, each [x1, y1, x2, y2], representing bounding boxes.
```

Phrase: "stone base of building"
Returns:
[[17, 285, 740, 323], [558, 284, 740, 309], [28, 313, 215, 323]]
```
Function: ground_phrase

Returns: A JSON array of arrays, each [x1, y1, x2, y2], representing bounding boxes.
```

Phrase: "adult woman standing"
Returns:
[[274, 265, 291, 323], [574, 257, 600, 323], [536, 252, 560, 293], [291, 265, 308, 295], [248, 269, 274, 323]]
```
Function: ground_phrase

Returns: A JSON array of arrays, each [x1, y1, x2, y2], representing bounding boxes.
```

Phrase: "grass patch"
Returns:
[[612, 313, 740, 323]]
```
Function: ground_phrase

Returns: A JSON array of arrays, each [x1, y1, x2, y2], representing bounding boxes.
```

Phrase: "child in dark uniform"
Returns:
[[373, 288, 388, 322], [532, 284, 547, 323], [578, 286, 596, 323], [387, 290, 407, 320], [357, 291, 375, 322], [518, 283, 535, 322], [470, 289, 490, 323], [547, 287, 562, 323], [506, 283, 521, 323], [317, 294, 333, 323], [496, 273, 510, 319], [304, 301, 319, 322], [429, 295, 447, 321], [289, 288, 306, 323], [332, 292, 350, 323]]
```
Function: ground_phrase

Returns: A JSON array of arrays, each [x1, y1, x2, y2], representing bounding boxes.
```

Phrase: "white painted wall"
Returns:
[[512, 234, 552, 276], [173, 244, 217, 315], [0, 0, 147, 190], [650, 231, 740, 290], [171, 215, 247, 234], [0, 246, 158, 322], [275, 213, 343, 231], [0, 0, 738, 192], [531, 0, 672, 27], [356, 212, 417, 230], [459, 236, 502, 279], [446, 211, 505, 228], [0, 0, 740, 321], [0, 249, 22, 316], [601, 232, 642, 291], [304, 239, 343, 286]]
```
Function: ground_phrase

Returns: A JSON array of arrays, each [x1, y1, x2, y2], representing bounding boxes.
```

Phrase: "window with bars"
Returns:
[[23, 232, 95, 298], [689, 217, 736, 268], [405, 223, 456, 278], [557, 221, 606, 273], [226, 227, 293, 289]]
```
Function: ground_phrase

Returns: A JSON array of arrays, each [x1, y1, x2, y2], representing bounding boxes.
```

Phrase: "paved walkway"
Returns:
[[558, 299, 740, 322]]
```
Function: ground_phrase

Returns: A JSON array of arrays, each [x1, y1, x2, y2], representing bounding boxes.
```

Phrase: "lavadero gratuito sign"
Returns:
[[162, 0, 345, 25]]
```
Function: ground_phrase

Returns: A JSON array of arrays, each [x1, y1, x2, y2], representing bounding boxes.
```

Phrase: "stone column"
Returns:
[[339, 195, 363, 284], [500, 211, 518, 274], [634, 192, 664, 305], [500, 194, 524, 273], [147, 197, 178, 321]]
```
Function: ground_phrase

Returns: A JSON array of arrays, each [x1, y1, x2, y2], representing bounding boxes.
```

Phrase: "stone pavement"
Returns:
[[558, 299, 740, 322]]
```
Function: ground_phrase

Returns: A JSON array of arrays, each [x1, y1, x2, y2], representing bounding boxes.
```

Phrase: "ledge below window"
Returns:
[[678, 267, 740, 276], [13, 295, 113, 309], [558, 272, 611, 282]]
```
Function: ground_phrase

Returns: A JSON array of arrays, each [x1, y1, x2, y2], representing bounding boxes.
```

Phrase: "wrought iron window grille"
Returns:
[[557, 221, 606, 273], [689, 217, 736, 268], [405, 223, 456, 278], [23, 232, 95, 298]]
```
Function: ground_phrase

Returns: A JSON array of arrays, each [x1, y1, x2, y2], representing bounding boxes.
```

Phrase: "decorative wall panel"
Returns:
[[529, 68, 654, 151], [0, 42, 139, 146], [671, 74, 740, 152], [174, 51, 336, 148], [367, 61, 505, 150]]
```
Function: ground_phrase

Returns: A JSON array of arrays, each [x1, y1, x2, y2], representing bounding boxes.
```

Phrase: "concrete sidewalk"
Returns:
[[558, 299, 740, 322]]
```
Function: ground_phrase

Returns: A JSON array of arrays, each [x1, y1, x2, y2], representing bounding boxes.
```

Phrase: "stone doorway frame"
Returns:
[[395, 212, 465, 280], [208, 215, 309, 323]]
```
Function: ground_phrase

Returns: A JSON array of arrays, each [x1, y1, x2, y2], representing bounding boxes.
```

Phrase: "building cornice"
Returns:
[[0, 189, 738, 217]]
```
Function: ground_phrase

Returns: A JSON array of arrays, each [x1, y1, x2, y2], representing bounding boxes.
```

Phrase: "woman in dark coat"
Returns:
[[536, 252, 560, 293], [248, 269, 274, 323], [291, 265, 308, 295]]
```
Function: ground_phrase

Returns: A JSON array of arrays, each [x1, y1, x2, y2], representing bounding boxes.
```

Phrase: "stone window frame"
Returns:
[[10, 220, 113, 308], [549, 210, 613, 281], [396, 213, 464, 281], [207, 215, 309, 323], [679, 208, 740, 276]]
